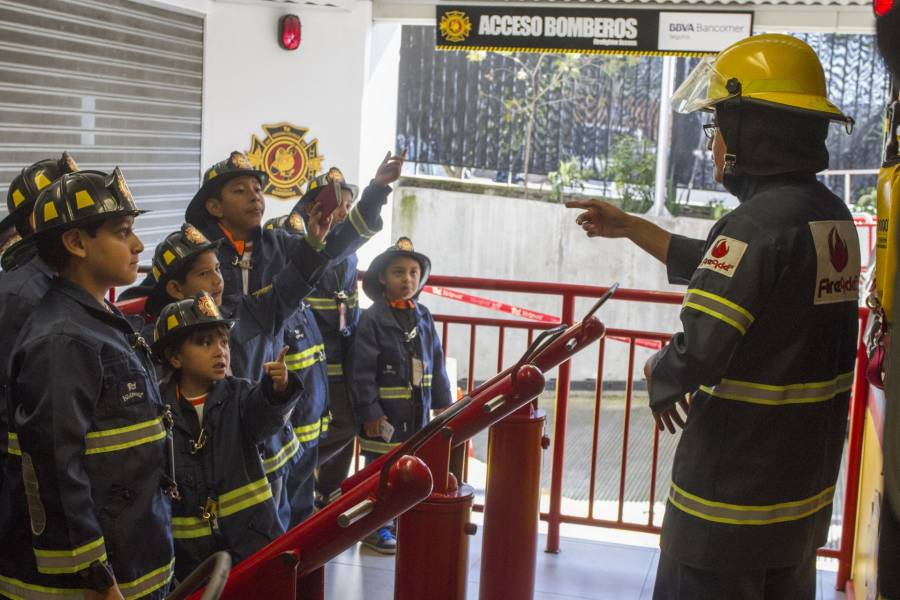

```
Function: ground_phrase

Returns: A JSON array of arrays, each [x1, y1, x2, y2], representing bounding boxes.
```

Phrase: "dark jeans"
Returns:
[[653, 552, 816, 600], [315, 379, 357, 503]]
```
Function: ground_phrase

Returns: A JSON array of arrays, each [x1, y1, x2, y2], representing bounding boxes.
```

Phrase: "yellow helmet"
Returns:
[[672, 34, 852, 127]]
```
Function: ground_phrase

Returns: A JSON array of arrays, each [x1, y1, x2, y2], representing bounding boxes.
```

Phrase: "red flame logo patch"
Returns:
[[828, 227, 848, 272], [711, 239, 729, 259]]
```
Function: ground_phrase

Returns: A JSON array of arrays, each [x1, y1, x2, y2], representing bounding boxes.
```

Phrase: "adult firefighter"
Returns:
[[569, 34, 860, 599]]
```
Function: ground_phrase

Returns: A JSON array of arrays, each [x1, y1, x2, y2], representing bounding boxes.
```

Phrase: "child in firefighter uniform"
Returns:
[[265, 214, 330, 526], [0, 153, 79, 522], [0, 170, 174, 599], [352, 238, 453, 552], [152, 293, 303, 580], [289, 168, 366, 511]]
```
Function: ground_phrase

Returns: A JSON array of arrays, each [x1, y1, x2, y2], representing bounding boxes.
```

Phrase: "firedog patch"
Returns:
[[698, 235, 748, 278], [809, 221, 860, 305]]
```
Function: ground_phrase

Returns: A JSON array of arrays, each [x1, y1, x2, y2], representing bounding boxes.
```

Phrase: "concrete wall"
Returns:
[[391, 186, 716, 384]]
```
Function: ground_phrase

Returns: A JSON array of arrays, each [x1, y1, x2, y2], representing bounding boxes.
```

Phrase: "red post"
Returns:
[[546, 294, 576, 553], [479, 403, 546, 600], [835, 332, 871, 591], [296, 566, 324, 600]]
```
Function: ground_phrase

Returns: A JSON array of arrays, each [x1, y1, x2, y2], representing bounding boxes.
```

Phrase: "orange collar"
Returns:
[[217, 223, 252, 256], [388, 299, 415, 310]]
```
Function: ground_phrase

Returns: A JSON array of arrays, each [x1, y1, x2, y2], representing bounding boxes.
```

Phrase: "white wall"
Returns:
[[392, 186, 717, 384], [200, 1, 401, 264]]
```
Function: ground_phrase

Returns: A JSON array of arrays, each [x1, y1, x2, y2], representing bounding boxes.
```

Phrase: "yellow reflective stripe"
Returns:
[[263, 434, 300, 475], [423, 374, 433, 388], [286, 344, 325, 371], [321, 415, 330, 433], [379, 386, 412, 400], [294, 419, 323, 443], [348, 205, 377, 239], [118, 559, 175, 600], [7, 432, 21, 456], [307, 297, 337, 310], [327, 364, 344, 377], [172, 516, 213, 540], [359, 438, 402, 455], [307, 294, 359, 310], [217, 477, 273, 518], [683, 289, 754, 335], [33, 537, 107, 575], [669, 482, 835, 526], [0, 574, 82, 599], [84, 418, 166, 455], [700, 371, 854, 406]]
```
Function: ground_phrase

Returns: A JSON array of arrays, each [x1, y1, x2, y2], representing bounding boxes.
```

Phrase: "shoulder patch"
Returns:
[[809, 221, 860, 305], [698, 235, 748, 278]]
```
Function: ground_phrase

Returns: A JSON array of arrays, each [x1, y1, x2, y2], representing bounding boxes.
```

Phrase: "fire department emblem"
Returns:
[[247, 123, 323, 199], [183, 224, 208, 246], [62, 151, 79, 174], [196, 294, 220, 319], [229, 151, 253, 170], [396, 237, 414, 251], [288, 211, 306, 233], [439, 11, 471, 43], [113, 169, 134, 205]]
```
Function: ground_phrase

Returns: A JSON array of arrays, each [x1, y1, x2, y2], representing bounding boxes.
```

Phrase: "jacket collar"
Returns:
[[53, 278, 136, 334]]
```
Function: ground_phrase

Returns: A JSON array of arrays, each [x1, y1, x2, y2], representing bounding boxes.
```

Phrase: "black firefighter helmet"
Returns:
[[263, 212, 307, 236], [152, 291, 234, 359], [292, 166, 358, 213], [186, 151, 268, 227], [362, 237, 431, 302], [145, 223, 223, 316], [1, 168, 144, 271], [1, 152, 80, 237]]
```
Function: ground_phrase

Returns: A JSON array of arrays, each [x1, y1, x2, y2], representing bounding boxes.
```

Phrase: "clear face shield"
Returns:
[[670, 56, 737, 114]]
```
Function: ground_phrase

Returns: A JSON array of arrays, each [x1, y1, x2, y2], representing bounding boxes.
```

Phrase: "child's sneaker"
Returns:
[[362, 526, 396, 554]]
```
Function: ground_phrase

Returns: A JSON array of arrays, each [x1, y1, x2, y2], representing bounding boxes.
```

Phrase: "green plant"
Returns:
[[855, 186, 877, 215], [607, 135, 655, 213], [547, 158, 587, 202]]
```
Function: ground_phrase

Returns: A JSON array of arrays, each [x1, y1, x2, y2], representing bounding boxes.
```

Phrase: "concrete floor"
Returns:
[[323, 527, 847, 600]]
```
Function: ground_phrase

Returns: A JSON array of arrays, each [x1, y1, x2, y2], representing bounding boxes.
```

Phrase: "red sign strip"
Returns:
[[422, 285, 663, 350]]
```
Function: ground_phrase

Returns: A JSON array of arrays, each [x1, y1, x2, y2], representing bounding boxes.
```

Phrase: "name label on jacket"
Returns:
[[699, 235, 747, 278], [810, 221, 861, 305]]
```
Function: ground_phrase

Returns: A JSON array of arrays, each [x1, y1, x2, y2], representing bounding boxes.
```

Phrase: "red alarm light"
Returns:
[[875, 0, 895, 16], [279, 14, 301, 50]]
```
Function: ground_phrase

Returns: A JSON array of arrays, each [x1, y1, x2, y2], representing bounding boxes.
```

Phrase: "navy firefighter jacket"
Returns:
[[281, 303, 330, 451], [0, 253, 53, 513], [163, 372, 302, 580], [352, 300, 453, 455], [305, 253, 361, 381], [2, 279, 174, 599]]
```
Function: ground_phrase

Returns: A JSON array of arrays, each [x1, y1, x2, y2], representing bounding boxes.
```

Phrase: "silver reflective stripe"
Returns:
[[33, 537, 107, 575], [683, 288, 754, 335], [172, 516, 213, 540], [217, 477, 273, 518], [379, 386, 412, 400], [84, 418, 166, 455], [0, 574, 82, 599], [700, 371, 854, 406], [348, 205, 377, 239], [117, 559, 175, 600], [359, 438, 402, 455], [669, 483, 835, 525]]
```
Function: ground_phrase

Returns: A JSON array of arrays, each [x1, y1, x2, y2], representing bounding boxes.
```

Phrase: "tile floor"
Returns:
[[323, 528, 847, 600]]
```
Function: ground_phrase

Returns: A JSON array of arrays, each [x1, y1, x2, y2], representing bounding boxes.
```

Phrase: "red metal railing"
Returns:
[[416, 273, 870, 590]]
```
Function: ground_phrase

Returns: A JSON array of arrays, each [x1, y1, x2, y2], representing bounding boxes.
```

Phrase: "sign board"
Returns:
[[436, 6, 754, 56]]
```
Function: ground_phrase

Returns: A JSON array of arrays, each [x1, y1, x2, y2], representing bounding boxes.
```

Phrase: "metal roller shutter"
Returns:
[[0, 0, 203, 266]]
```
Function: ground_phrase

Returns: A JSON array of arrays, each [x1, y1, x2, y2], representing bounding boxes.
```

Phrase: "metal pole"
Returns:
[[545, 294, 576, 553], [648, 56, 676, 217]]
